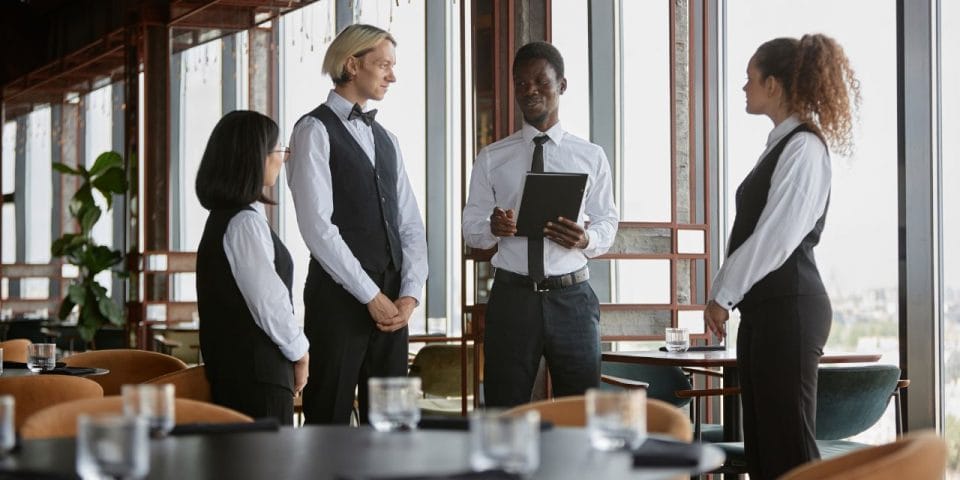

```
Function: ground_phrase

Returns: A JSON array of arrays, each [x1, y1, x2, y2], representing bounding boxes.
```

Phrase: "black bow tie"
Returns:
[[348, 103, 378, 126]]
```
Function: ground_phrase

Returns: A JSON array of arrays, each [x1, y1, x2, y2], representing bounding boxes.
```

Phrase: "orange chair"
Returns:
[[20, 395, 254, 440], [779, 430, 946, 480], [0, 375, 104, 430], [503, 394, 693, 442], [0, 338, 31, 363], [63, 349, 188, 395], [143, 365, 211, 402]]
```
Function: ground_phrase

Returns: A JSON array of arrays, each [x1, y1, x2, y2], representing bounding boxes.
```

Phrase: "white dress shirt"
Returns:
[[223, 203, 309, 362], [710, 115, 832, 309], [463, 122, 619, 276], [287, 90, 428, 305]]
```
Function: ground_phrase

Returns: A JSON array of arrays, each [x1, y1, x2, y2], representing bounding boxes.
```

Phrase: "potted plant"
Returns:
[[50, 151, 129, 343]]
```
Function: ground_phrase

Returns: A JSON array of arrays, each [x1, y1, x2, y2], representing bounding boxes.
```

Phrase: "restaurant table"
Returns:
[[0, 367, 109, 378], [601, 349, 883, 444], [1, 425, 725, 480]]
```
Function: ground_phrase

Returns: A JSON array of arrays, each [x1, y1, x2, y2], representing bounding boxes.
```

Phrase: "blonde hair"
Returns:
[[322, 24, 396, 85]]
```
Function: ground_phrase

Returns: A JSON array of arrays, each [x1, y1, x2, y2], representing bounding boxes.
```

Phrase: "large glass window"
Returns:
[[1, 121, 16, 299], [550, 0, 590, 140], [84, 85, 114, 294], [24, 106, 52, 298], [940, 0, 960, 472], [725, 0, 898, 443]]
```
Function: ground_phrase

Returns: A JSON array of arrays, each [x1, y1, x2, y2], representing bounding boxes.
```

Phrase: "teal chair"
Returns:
[[714, 363, 906, 474], [600, 361, 725, 442]]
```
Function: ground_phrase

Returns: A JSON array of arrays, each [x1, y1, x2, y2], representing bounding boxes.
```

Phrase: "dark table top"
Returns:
[[0, 367, 109, 378], [2, 425, 725, 480], [602, 349, 882, 367]]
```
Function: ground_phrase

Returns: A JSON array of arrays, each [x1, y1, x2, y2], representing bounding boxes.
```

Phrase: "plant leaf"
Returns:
[[78, 302, 103, 342], [88, 151, 122, 177], [91, 168, 127, 210], [58, 297, 76, 321], [52, 162, 82, 176], [70, 185, 95, 218], [80, 204, 102, 235], [51, 233, 81, 257], [68, 283, 87, 307], [98, 296, 125, 326], [85, 246, 123, 275]]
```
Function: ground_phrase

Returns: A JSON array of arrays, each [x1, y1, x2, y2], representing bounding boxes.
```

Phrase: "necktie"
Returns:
[[528, 135, 550, 283], [348, 103, 378, 126]]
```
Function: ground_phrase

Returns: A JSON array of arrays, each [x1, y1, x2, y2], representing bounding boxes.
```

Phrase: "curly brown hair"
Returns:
[[754, 34, 861, 156]]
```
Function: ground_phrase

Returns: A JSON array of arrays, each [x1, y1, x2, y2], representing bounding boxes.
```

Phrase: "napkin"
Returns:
[[169, 417, 280, 435], [340, 470, 521, 480], [39, 366, 99, 376], [632, 437, 703, 467], [657, 345, 726, 352]]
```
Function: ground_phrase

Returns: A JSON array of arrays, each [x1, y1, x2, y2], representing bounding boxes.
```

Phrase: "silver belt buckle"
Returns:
[[532, 280, 550, 293]]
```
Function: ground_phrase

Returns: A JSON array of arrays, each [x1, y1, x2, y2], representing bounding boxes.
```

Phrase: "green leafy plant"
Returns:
[[50, 151, 129, 342]]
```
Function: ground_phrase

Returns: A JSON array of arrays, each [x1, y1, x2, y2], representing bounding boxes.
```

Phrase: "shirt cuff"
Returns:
[[278, 331, 310, 363], [355, 279, 381, 305], [399, 281, 424, 305], [711, 289, 739, 311]]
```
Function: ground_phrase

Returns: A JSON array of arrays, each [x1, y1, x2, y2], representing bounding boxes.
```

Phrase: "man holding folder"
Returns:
[[462, 41, 619, 407]]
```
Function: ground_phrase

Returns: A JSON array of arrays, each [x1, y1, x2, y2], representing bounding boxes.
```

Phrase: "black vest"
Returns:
[[197, 207, 295, 391], [727, 123, 829, 310], [303, 104, 403, 273]]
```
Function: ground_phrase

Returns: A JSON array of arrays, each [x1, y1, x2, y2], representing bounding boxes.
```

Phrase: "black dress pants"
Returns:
[[301, 258, 408, 425], [737, 294, 832, 480], [483, 270, 601, 408], [210, 379, 294, 426]]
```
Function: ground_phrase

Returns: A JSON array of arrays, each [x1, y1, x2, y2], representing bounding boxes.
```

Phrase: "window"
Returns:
[[24, 106, 52, 298], [1, 121, 16, 299], [725, 0, 898, 443], [84, 84, 114, 294], [550, 0, 590, 140]]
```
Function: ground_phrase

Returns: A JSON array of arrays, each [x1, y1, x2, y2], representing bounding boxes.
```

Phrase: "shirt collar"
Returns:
[[521, 122, 565, 146], [765, 114, 803, 148], [325, 90, 371, 123], [250, 202, 266, 216]]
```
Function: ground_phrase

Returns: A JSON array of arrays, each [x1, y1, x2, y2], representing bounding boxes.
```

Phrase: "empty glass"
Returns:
[[469, 409, 540, 475], [0, 395, 14, 457], [585, 388, 647, 450], [367, 377, 421, 432], [0, 348, 4, 376], [76, 413, 150, 480], [26, 343, 57, 372], [665, 327, 690, 353], [122, 384, 175, 438]]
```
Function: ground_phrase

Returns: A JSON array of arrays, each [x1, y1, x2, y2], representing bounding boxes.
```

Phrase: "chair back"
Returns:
[[815, 364, 901, 440], [600, 361, 692, 407], [408, 343, 474, 397], [779, 429, 946, 480], [503, 395, 693, 442], [0, 338, 32, 363], [0, 375, 104, 430], [143, 365, 211, 402], [20, 395, 254, 440], [63, 349, 189, 395]]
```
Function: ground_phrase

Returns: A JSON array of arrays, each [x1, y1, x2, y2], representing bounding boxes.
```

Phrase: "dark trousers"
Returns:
[[302, 258, 408, 425], [209, 379, 294, 426], [737, 294, 832, 480], [483, 270, 601, 407]]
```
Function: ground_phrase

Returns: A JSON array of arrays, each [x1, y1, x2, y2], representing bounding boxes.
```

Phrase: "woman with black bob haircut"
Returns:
[[195, 110, 309, 425]]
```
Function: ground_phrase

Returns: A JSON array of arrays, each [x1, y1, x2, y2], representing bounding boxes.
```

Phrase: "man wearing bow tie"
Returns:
[[287, 24, 427, 425]]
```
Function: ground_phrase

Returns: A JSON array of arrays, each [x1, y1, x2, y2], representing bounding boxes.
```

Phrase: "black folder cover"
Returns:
[[515, 172, 588, 237]]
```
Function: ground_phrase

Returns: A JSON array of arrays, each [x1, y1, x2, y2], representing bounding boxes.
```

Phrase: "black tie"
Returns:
[[348, 103, 378, 126], [528, 135, 549, 283]]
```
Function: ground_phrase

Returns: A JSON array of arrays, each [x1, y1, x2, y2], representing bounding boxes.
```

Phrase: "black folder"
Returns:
[[515, 172, 588, 237]]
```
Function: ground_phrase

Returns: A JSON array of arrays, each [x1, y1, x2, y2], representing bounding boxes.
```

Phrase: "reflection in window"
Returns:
[[84, 85, 114, 294], [25, 107, 52, 298], [550, 0, 590, 140], [725, 0, 897, 444], [940, 0, 960, 473]]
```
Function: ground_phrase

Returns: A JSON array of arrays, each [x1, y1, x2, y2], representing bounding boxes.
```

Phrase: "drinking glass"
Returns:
[[585, 388, 647, 450], [0, 348, 4, 376], [26, 343, 57, 372], [122, 384, 175, 438], [367, 377, 421, 432], [0, 395, 14, 457], [469, 409, 540, 475], [76, 413, 150, 480], [664, 327, 690, 353]]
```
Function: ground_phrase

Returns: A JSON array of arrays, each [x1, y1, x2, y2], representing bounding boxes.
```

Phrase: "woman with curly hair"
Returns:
[[703, 34, 860, 479]]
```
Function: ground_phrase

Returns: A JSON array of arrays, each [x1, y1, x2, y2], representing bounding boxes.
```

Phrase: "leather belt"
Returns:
[[495, 266, 590, 293]]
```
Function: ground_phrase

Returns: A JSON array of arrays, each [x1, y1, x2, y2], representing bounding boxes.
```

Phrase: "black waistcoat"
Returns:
[[727, 123, 829, 310], [304, 104, 403, 273], [197, 207, 295, 391]]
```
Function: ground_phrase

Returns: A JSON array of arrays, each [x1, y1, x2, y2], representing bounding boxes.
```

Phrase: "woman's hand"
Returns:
[[294, 352, 310, 395], [704, 300, 730, 339]]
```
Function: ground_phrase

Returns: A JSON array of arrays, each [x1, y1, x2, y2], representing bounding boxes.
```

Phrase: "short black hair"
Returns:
[[195, 110, 279, 210], [513, 41, 564, 79]]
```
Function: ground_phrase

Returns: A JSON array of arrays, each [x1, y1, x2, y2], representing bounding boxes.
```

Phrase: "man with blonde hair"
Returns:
[[287, 23, 427, 425]]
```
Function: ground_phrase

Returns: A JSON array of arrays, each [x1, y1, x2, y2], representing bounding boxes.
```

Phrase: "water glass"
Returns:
[[0, 348, 4, 376], [76, 413, 150, 480], [0, 395, 14, 457], [664, 327, 690, 353], [122, 384, 175, 438], [367, 377, 421, 432], [469, 410, 540, 475], [26, 343, 57, 372], [585, 388, 647, 451]]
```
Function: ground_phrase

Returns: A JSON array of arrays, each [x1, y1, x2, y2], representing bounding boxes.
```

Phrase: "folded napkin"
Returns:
[[658, 345, 726, 352], [2, 361, 67, 369], [632, 437, 703, 468], [339, 470, 521, 480], [39, 366, 99, 376], [417, 416, 555, 432], [170, 417, 279, 436]]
